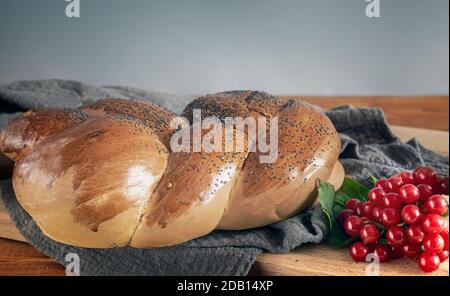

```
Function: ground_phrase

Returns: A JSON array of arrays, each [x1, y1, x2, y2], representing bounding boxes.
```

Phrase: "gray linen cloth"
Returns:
[[0, 80, 448, 276]]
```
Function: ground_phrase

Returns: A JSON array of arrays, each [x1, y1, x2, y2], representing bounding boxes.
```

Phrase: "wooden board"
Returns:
[[0, 125, 448, 276], [251, 245, 449, 276], [0, 238, 65, 276], [283, 96, 449, 131]]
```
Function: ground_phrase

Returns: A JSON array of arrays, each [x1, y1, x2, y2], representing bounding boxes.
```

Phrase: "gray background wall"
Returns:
[[0, 0, 448, 95]]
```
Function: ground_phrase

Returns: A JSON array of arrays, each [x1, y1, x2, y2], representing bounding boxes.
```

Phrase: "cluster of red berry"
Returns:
[[338, 166, 449, 273]]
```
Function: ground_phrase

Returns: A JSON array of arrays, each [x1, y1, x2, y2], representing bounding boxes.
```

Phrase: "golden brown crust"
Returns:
[[182, 90, 284, 122], [0, 109, 87, 160], [144, 148, 247, 228], [217, 99, 341, 229], [131, 124, 248, 247], [13, 117, 169, 247], [81, 99, 176, 148], [0, 93, 344, 248]]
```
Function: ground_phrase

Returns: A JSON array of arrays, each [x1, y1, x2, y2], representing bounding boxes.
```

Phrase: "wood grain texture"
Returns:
[[0, 96, 448, 276], [281, 96, 449, 131], [391, 126, 449, 156], [250, 245, 449, 276], [0, 238, 65, 276]]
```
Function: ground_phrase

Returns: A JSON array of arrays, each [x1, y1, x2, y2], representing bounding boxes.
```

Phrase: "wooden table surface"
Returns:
[[0, 96, 448, 276], [295, 96, 449, 131]]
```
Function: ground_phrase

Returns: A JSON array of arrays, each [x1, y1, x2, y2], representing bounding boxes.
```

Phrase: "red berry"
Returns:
[[432, 177, 449, 195], [401, 204, 422, 225], [349, 242, 370, 262], [423, 233, 445, 254], [443, 220, 449, 232], [383, 193, 403, 210], [402, 243, 421, 258], [368, 187, 386, 206], [365, 243, 376, 253], [407, 224, 426, 244], [380, 208, 401, 228], [373, 243, 390, 263], [337, 209, 354, 227], [345, 198, 361, 211], [437, 250, 449, 262], [360, 224, 381, 244], [387, 175, 404, 193], [423, 195, 448, 215], [422, 214, 445, 234], [344, 216, 363, 237], [413, 166, 438, 186], [441, 230, 449, 251], [355, 202, 365, 217], [417, 253, 441, 273], [371, 206, 383, 223], [440, 177, 449, 193], [417, 184, 434, 203], [388, 245, 405, 259], [375, 178, 389, 190], [359, 201, 376, 219], [399, 184, 420, 204], [399, 171, 415, 184], [386, 226, 406, 247]]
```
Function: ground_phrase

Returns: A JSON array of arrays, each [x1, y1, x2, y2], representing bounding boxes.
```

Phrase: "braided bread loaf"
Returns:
[[0, 91, 344, 248]]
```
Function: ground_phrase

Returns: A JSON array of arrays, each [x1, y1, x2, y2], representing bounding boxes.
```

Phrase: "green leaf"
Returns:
[[334, 177, 370, 207], [334, 190, 352, 208], [341, 177, 370, 198], [317, 179, 357, 249], [333, 203, 345, 219], [317, 179, 336, 230], [368, 174, 378, 185], [329, 231, 358, 248]]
